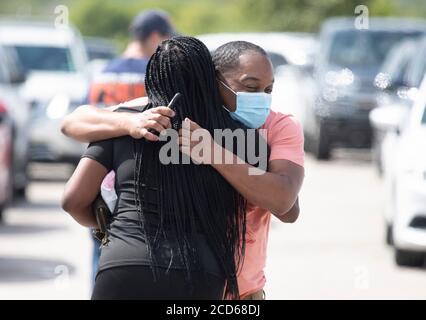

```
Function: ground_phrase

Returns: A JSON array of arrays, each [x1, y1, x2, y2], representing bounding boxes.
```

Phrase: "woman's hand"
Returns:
[[178, 118, 217, 164], [127, 107, 176, 141]]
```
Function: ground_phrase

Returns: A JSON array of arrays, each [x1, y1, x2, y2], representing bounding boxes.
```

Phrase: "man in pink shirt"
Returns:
[[61, 41, 304, 299]]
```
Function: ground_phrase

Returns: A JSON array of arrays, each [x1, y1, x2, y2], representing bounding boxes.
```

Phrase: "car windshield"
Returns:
[[11, 45, 76, 72], [267, 52, 287, 71], [328, 30, 423, 69]]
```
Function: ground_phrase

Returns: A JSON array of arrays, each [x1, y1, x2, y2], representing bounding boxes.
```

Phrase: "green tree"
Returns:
[[241, 0, 397, 32]]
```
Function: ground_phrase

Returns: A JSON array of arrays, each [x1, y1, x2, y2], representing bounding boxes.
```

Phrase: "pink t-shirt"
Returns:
[[237, 110, 305, 298]]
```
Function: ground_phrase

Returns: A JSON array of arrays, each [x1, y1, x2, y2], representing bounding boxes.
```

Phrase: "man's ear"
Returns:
[[217, 78, 237, 112]]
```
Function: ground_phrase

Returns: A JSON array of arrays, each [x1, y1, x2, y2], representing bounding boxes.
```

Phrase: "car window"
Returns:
[[328, 30, 423, 69], [380, 43, 416, 86], [0, 57, 6, 83], [405, 41, 426, 88], [10, 45, 76, 72], [422, 106, 426, 125], [267, 52, 288, 71]]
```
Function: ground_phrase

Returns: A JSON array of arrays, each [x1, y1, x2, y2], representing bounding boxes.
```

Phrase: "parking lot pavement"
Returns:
[[265, 150, 426, 299], [0, 164, 92, 300], [0, 155, 425, 300]]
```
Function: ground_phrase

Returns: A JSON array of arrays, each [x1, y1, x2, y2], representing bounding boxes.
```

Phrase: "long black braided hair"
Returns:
[[134, 36, 261, 299]]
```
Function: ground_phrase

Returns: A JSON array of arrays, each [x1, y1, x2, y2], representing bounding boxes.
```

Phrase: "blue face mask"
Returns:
[[220, 80, 272, 129]]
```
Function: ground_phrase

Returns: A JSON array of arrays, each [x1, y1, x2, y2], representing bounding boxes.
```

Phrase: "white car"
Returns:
[[0, 21, 89, 163], [197, 32, 317, 122], [370, 74, 426, 267]]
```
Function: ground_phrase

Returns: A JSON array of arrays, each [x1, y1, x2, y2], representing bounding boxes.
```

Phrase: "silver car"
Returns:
[[0, 21, 89, 164], [0, 45, 30, 197]]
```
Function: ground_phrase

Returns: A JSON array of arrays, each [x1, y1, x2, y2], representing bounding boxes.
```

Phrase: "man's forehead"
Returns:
[[240, 75, 275, 83]]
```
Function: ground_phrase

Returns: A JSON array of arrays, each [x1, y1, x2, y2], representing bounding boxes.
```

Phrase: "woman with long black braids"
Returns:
[[62, 36, 262, 300]]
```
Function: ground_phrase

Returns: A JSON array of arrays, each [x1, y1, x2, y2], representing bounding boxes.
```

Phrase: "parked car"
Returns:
[[372, 39, 418, 174], [0, 100, 13, 222], [84, 36, 118, 78], [372, 35, 426, 174], [0, 20, 89, 164], [84, 36, 118, 62], [197, 32, 318, 122], [371, 73, 426, 267], [0, 44, 30, 197], [304, 17, 426, 160]]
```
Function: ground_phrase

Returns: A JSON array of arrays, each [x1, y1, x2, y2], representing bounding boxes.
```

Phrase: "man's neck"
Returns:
[[122, 41, 148, 59]]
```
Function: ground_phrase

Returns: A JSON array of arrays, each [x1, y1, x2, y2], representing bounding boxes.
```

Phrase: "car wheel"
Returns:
[[13, 186, 26, 199], [312, 120, 331, 160], [386, 224, 393, 246], [395, 249, 425, 267]]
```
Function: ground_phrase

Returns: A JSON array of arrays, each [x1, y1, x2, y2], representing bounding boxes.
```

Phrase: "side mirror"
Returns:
[[10, 68, 27, 84], [369, 104, 408, 134]]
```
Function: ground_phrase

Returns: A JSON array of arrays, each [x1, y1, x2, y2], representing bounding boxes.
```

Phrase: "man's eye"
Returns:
[[265, 87, 273, 94]]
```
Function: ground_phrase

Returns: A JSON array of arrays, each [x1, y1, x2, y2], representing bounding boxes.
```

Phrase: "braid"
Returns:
[[134, 36, 261, 299]]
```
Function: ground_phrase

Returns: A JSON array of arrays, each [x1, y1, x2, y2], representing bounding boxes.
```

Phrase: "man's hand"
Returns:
[[127, 107, 175, 141], [178, 118, 215, 164]]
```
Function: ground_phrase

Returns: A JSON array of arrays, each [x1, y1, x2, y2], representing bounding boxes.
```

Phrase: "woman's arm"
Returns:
[[62, 158, 108, 228]]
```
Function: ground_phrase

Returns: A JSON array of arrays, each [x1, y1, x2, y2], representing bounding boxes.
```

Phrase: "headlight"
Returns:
[[46, 94, 70, 120], [325, 68, 355, 87], [322, 68, 359, 102]]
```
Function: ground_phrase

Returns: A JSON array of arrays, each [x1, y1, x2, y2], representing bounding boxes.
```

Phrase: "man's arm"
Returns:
[[61, 102, 175, 143], [61, 105, 129, 143], [211, 151, 304, 221], [178, 119, 304, 222]]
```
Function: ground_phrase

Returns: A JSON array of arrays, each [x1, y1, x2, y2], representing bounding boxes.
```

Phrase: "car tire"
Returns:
[[13, 186, 26, 199], [386, 224, 393, 246], [312, 120, 331, 160], [10, 127, 28, 201], [395, 249, 425, 267]]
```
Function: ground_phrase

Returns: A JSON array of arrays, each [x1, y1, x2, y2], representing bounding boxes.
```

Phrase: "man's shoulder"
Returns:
[[262, 110, 302, 134], [103, 57, 149, 74]]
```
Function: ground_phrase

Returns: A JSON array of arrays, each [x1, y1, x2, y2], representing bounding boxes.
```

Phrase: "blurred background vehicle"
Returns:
[[372, 35, 426, 174], [304, 17, 426, 160], [197, 32, 318, 121], [371, 73, 426, 267], [0, 44, 30, 199], [0, 96, 13, 223], [0, 20, 89, 165], [371, 39, 418, 174], [84, 36, 118, 77]]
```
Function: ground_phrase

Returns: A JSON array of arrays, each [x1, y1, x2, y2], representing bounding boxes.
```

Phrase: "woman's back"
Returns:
[[84, 134, 223, 277]]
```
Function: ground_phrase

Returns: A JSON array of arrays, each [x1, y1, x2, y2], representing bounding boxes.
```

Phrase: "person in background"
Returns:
[[62, 41, 305, 299], [85, 9, 177, 284], [88, 9, 177, 106]]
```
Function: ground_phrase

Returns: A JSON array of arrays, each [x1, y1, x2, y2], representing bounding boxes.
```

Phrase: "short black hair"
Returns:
[[212, 41, 268, 74], [130, 9, 176, 42]]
